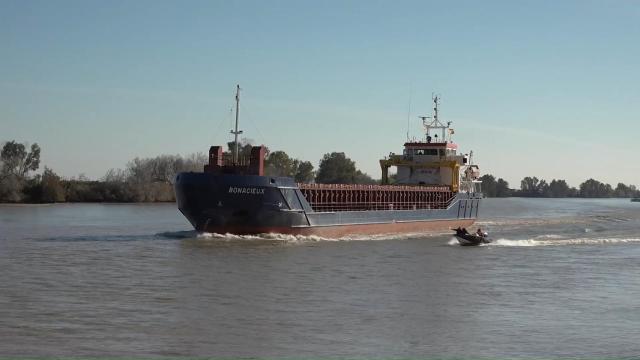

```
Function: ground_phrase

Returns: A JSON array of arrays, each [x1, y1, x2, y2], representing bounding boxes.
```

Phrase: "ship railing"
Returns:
[[297, 183, 457, 212], [459, 180, 482, 194], [306, 200, 455, 212], [297, 185, 457, 212], [298, 183, 452, 192], [389, 152, 461, 159]]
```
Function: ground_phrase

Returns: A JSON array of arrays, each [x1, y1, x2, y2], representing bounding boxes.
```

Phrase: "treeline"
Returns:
[[0, 140, 377, 203], [5, 138, 637, 203], [0, 140, 209, 203], [233, 140, 376, 184], [480, 174, 640, 198]]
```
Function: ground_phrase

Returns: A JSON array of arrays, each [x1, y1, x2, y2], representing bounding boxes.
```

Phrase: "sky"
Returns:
[[1, 0, 639, 188]]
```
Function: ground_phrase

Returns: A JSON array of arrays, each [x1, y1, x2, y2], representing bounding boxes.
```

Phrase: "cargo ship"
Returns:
[[174, 87, 483, 237]]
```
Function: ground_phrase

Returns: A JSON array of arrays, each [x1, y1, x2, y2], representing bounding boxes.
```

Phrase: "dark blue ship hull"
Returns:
[[174, 172, 481, 237]]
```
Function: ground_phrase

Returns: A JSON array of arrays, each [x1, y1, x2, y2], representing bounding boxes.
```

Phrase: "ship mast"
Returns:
[[230, 84, 243, 164], [420, 95, 451, 142]]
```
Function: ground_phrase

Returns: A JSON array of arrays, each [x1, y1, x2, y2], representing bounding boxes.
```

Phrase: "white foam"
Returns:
[[447, 238, 460, 246], [340, 231, 448, 242], [489, 238, 540, 247], [489, 237, 640, 247], [476, 217, 589, 227], [196, 232, 307, 242], [194, 231, 446, 243], [533, 234, 566, 240], [194, 232, 346, 243]]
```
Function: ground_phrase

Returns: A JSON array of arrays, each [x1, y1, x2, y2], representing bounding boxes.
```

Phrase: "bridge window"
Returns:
[[419, 149, 438, 155]]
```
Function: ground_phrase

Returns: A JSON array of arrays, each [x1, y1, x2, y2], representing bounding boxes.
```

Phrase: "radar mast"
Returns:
[[419, 95, 453, 143]]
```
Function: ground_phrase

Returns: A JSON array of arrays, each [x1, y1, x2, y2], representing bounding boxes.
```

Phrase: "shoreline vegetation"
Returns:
[[1, 140, 639, 204]]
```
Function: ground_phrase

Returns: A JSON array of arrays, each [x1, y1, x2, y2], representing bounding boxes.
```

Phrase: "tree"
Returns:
[[479, 174, 511, 197], [0, 141, 41, 202], [264, 151, 315, 183], [315, 152, 358, 184], [40, 167, 65, 202], [265, 151, 295, 177], [123, 153, 209, 202], [102, 168, 128, 183], [579, 178, 613, 198], [495, 178, 511, 197], [1, 175, 26, 202], [480, 174, 497, 197], [183, 152, 208, 172], [1, 141, 41, 179], [520, 176, 544, 197], [294, 161, 315, 183], [568, 187, 579, 197], [126, 157, 155, 184], [539, 179, 550, 197], [353, 170, 377, 184], [548, 179, 571, 198], [226, 139, 254, 158], [614, 183, 637, 198]]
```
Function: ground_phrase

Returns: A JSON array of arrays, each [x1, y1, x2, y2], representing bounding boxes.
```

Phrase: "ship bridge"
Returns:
[[379, 96, 478, 193], [380, 140, 467, 192]]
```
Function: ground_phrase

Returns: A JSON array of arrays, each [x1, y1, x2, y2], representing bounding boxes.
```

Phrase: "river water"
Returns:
[[1, 198, 640, 357]]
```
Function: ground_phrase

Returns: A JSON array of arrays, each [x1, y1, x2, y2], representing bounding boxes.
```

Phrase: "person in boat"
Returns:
[[455, 227, 469, 236], [476, 228, 489, 238]]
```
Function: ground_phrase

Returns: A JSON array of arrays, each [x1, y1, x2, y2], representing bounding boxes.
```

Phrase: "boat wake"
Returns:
[[448, 236, 640, 247], [476, 212, 640, 229], [491, 237, 640, 246]]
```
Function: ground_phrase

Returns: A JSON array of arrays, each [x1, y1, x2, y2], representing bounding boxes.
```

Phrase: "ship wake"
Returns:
[[192, 231, 451, 243]]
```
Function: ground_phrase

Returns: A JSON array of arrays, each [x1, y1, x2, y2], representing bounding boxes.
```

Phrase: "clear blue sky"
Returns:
[[2, 0, 639, 187]]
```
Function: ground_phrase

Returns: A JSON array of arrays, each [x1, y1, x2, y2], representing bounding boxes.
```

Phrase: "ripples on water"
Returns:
[[2, 199, 640, 357]]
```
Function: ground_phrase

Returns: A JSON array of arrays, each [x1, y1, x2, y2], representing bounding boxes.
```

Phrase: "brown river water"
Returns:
[[1, 198, 640, 357]]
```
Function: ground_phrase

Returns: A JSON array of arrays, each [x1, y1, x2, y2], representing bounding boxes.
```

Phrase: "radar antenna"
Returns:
[[419, 94, 452, 142]]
